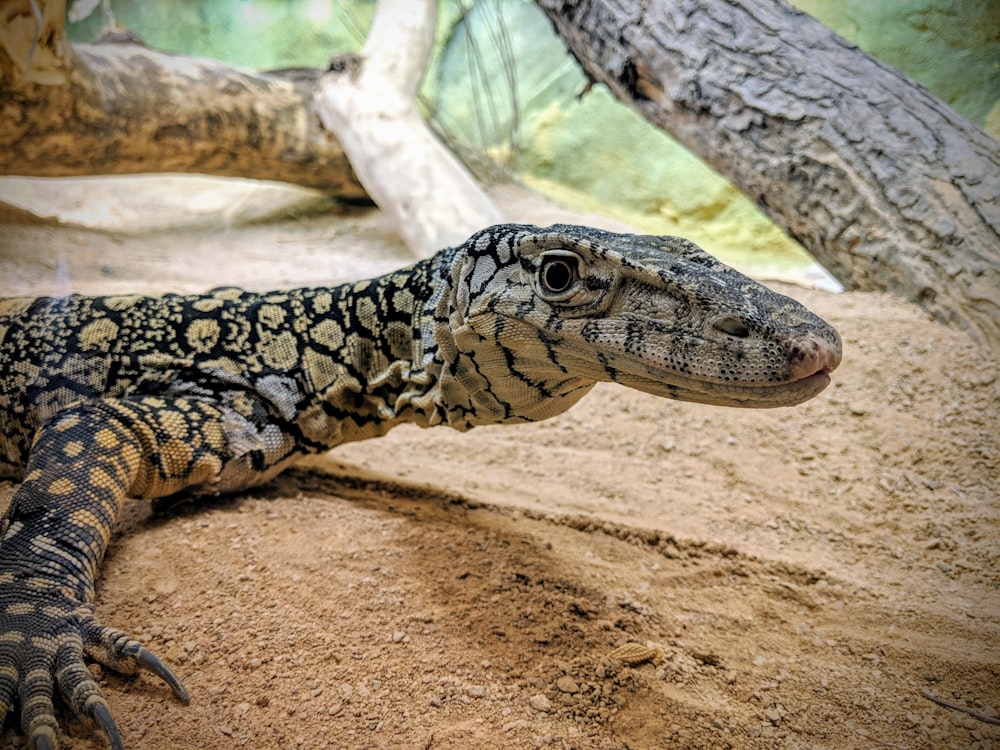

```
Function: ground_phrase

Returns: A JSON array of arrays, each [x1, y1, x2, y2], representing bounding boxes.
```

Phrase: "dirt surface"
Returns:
[[1, 184, 998, 749]]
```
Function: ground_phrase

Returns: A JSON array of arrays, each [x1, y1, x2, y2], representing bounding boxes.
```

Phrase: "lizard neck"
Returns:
[[295, 251, 450, 449], [298, 240, 593, 450]]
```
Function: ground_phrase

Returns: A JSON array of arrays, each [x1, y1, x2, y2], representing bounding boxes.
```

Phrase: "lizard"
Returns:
[[0, 223, 842, 749]]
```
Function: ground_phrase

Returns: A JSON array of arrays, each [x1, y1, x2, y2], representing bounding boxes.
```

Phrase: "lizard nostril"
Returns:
[[714, 316, 750, 338]]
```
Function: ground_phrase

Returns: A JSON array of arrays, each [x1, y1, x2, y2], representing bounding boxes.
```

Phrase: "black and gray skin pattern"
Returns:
[[0, 224, 841, 749]]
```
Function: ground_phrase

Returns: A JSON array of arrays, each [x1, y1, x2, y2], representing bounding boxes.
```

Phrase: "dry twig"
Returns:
[[921, 688, 1000, 725]]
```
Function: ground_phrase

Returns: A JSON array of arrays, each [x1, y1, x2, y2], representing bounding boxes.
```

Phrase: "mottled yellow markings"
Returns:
[[25, 468, 43, 481], [156, 410, 191, 440], [112, 444, 142, 478], [6, 602, 36, 616], [302, 346, 341, 392], [159, 439, 194, 476], [69, 509, 111, 544], [312, 291, 333, 315], [311, 319, 345, 350], [103, 294, 144, 311], [0, 631, 25, 644], [88, 466, 118, 490], [0, 665, 19, 683], [356, 296, 378, 327], [79, 317, 120, 350], [607, 642, 665, 666], [0, 572, 13, 584], [393, 288, 415, 314], [260, 330, 299, 369], [193, 297, 225, 312], [62, 440, 85, 457], [12, 359, 41, 384], [258, 303, 287, 329], [41, 604, 84, 631], [25, 666, 56, 685], [95, 428, 120, 449], [26, 576, 59, 590], [185, 318, 221, 353], [47, 477, 76, 495], [203, 356, 242, 375], [384, 320, 413, 359], [30, 536, 85, 572]]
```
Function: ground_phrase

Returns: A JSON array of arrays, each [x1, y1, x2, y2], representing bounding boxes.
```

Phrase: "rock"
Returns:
[[529, 693, 553, 713], [555, 676, 579, 694]]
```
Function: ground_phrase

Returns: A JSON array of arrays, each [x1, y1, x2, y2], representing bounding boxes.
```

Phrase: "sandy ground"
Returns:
[[0, 184, 997, 750]]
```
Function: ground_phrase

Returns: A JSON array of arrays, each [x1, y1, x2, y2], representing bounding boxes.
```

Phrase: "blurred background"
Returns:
[[5, 0, 998, 284]]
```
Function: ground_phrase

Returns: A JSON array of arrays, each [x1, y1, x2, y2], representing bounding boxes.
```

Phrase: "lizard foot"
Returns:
[[0, 584, 189, 750]]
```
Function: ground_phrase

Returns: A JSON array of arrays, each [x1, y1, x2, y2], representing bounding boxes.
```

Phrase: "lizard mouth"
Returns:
[[616, 330, 842, 408], [614, 363, 835, 408]]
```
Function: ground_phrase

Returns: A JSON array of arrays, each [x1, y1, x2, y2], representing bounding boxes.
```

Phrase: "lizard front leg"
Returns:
[[0, 396, 244, 750]]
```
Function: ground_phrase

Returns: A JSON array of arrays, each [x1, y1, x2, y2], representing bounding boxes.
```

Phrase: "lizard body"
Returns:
[[0, 224, 841, 748]]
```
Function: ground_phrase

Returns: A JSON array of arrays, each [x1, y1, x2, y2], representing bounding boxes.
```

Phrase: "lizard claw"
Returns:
[[136, 646, 190, 705], [90, 700, 125, 750], [0, 585, 191, 749]]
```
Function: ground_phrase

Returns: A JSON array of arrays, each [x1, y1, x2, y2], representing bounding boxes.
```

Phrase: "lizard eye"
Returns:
[[537, 253, 579, 298]]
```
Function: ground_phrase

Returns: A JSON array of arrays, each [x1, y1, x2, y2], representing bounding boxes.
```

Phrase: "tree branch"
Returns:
[[0, 2, 366, 198], [315, 0, 504, 255], [536, 0, 1000, 349]]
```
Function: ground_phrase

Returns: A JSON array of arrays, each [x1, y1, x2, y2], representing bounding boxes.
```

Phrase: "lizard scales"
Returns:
[[0, 224, 841, 749]]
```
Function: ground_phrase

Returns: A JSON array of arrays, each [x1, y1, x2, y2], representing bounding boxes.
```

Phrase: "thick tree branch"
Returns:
[[536, 0, 1000, 349], [0, 1, 366, 198], [315, 0, 504, 255]]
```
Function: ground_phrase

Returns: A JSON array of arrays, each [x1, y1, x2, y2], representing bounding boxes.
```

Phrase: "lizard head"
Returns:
[[439, 224, 841, 423]]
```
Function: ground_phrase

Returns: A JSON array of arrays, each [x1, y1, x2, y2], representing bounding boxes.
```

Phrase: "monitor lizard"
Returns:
[[0, 224, 841, 749]]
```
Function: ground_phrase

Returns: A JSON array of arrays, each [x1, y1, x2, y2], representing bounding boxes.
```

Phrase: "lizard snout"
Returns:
[[788, 332, 842, 380]]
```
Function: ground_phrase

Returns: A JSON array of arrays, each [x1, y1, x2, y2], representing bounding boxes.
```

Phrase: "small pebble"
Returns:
[[555, 676, 579, 694], [529, 694, 552, 713]]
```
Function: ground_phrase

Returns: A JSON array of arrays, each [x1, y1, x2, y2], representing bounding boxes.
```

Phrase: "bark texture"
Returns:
[[315, 0, 504, 255], [0, 1, 365, 198], [536, 0, 1000, 348]]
